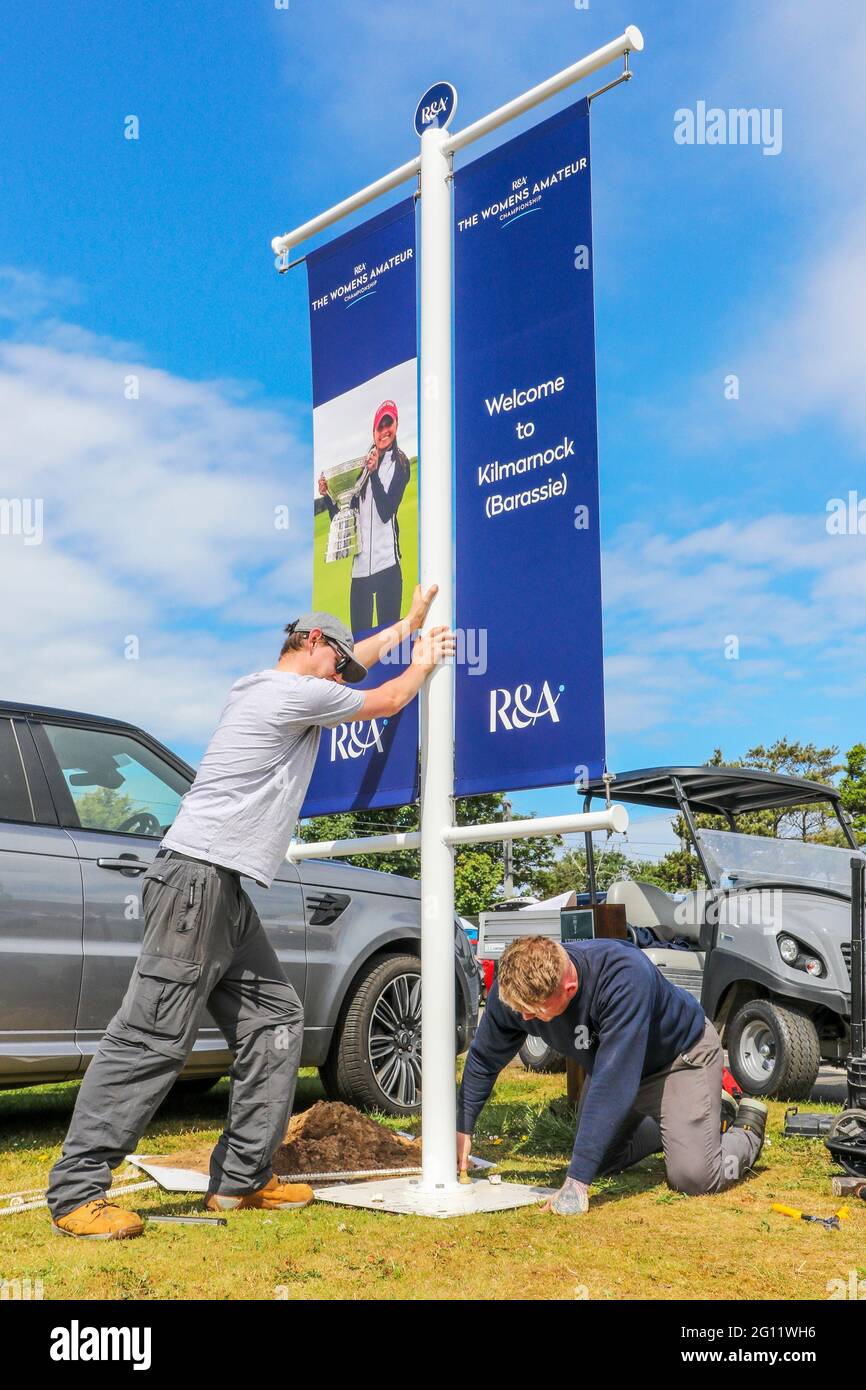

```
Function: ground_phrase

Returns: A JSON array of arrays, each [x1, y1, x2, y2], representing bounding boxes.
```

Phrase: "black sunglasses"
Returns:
[[321, 636, 350, 674]]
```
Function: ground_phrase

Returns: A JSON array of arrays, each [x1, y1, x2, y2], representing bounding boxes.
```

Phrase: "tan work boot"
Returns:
[[52, 1198, 144, 1240], [204, 1174, 314, 1212]]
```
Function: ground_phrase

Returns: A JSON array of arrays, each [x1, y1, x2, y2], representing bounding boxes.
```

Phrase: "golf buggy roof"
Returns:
[[584, 766, 845, 818]]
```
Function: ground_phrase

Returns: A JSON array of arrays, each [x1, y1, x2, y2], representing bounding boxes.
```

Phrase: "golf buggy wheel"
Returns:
[[320, 953, 423, 1118], [519, 1036, 567, 1074], [727, 999, 820, 1101]]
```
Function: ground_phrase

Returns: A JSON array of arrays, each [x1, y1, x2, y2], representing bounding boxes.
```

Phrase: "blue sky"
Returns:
[[1, 1, 864, 861]]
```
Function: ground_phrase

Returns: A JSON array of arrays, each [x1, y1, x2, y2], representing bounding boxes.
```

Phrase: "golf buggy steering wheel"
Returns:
[[116, 811, 162, 836]]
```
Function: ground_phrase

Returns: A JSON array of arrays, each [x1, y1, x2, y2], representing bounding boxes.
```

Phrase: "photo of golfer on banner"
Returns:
[[313, 361, 418, 637]]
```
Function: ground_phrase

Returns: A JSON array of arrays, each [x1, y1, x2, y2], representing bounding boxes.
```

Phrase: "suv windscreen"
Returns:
[[41, 724, 190, 836], [0, 718, 34, 823]]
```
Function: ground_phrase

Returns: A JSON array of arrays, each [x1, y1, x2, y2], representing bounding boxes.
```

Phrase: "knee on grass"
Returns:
[[666, 1164, 721, 1197]]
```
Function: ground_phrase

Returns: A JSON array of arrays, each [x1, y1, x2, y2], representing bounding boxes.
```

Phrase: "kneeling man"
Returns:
[[456, 936, 766, 1215]]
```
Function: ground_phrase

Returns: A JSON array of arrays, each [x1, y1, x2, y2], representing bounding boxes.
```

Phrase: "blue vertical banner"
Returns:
[[301, 198, 419, 815], [454, 98, 606, 797]]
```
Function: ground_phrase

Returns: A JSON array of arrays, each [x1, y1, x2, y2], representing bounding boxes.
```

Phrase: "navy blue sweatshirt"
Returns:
[[456, 939, 705, 1185]]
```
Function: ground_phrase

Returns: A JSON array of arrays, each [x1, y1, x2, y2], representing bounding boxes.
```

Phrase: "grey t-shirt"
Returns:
[[161, 670, 365, 888]]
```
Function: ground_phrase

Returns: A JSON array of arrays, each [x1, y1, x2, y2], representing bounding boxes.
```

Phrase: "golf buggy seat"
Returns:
[[606, 879, 703, 946]]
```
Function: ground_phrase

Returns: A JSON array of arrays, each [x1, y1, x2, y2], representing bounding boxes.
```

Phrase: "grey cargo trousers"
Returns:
[[579, 1019, 762, 1194], [47, 851, 304, 1220]]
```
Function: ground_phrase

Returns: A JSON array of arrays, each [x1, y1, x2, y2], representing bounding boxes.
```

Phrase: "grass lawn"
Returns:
[[1, 1064, 863, 1301]]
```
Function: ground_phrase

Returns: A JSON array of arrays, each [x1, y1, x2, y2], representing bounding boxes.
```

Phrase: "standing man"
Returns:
[[48, 585, 452, 1239], [456, 936, 767, 1215]]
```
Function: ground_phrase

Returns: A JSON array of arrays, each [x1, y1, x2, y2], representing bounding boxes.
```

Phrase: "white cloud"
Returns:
[[601, 509, 866, 739], [664, 209, 866, 449], [654, 0, 866, 451], [276, 0, 572, 175], [0, 266, 81, 324], [0, 287, 315, 748]]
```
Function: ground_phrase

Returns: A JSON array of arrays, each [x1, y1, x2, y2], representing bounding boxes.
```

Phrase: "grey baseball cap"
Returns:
[[284, 611, 367, 684]]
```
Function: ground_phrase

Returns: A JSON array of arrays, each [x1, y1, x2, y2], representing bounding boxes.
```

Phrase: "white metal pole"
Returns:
[[418, 122, 456, 1192]]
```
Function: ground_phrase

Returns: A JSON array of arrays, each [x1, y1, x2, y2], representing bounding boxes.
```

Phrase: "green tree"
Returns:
[[703, 739, 845, 841], [73, 787, 137, 831], [529, 843, 707, 897], [298, 804, 421, 879], [840, 744, 866, 842], [454, 849, 505, 916], [531, 846, 634, 898], [637, 847, 705, 891]]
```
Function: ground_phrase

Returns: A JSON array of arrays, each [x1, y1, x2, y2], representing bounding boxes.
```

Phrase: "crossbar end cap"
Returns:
[[609, 804, 629, 833]]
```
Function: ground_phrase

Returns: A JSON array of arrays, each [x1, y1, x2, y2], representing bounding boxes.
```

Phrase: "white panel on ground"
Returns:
[[313, 1175, 554, 1218]]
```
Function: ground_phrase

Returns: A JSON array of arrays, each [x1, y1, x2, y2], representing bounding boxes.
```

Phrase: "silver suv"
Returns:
[[0, 701, 480, 1116]]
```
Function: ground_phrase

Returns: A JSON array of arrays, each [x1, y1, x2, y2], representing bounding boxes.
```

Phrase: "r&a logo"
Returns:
[[330, 721, 385, 761], [489, 681, 563, 732]]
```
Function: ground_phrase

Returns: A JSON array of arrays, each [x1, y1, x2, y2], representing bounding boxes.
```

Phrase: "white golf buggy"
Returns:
[[580, 766, 864, 1101]]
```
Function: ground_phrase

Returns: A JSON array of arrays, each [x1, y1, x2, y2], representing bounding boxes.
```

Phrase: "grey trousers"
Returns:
[[47, 852, 304, 1220], [580, 1019, 761, 1194]]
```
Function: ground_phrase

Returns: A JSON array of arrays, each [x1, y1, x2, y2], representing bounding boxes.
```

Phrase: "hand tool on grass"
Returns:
[[146, 1214, 227, 1227], [772, 1203, 849, 1230]]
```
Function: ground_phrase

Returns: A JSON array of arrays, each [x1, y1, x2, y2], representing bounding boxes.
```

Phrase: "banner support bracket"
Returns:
[[586, 51, 633, 106], [276, 249, 307, 275]]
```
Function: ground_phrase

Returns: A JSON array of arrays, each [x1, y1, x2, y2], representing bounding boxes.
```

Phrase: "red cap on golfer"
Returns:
[[374, 400, 398, 432]]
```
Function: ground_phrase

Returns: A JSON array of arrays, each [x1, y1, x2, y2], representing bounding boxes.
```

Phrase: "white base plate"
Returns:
[[312, 1175, 554, 1218]]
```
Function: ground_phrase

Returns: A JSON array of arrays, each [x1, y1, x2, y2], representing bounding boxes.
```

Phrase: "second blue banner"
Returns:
[[454, 97, 606, 798]]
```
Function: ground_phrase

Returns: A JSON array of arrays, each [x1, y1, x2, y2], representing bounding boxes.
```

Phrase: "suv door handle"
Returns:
[[96, 857, 147, 875]]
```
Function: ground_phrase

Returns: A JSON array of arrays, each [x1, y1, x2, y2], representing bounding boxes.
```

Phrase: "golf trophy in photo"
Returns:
[[322, 456, 368, 562]]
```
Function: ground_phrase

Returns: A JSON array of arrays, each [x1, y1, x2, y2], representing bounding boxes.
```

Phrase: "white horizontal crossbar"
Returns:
[[443, 806, 628, 843], [270, 26, 643, 257], [287, 805, 627, 860], [287, 830, 421, 861]]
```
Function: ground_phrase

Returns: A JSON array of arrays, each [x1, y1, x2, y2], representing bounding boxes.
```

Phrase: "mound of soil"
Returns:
[[274, 1102, 421, 1175], [145, 1101, 421, 1177]]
